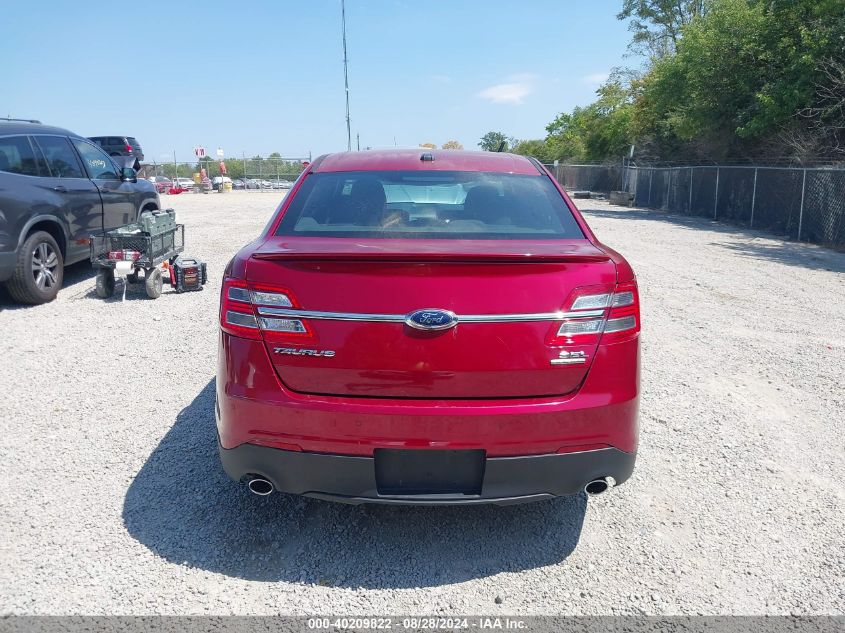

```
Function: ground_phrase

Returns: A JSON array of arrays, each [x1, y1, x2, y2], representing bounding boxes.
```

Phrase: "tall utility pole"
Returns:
[[341, 0, 351, 151]]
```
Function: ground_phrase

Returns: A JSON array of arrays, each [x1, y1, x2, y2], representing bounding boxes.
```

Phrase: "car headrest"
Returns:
[[349, 178, 386, 209], [463, 185, 508, 222]]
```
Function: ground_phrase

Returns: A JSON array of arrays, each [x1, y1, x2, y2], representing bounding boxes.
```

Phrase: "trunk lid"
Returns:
[[246, 237, 615, 399]]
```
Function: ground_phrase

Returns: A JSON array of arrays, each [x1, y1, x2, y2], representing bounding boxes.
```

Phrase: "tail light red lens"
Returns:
[[221, 279, 261, 339], [601, 281, 640, 343], [125, 145, 133, 152], [552, 281, 640, 345], [220, 278, 312, 342], [107, 249, 141, 261]]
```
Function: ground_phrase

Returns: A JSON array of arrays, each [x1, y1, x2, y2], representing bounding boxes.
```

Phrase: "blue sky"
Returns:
[[1, 1, 632, 161]]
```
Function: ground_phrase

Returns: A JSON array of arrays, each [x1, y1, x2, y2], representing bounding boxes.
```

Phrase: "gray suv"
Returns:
[[0, 121, 160, 304], [88, 135, 144, 164]]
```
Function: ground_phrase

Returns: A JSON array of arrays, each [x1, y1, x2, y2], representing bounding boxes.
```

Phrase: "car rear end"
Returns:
[[155, 177, 172, 193], [216, 150, 640, 505], [125, 137, 143, 161]]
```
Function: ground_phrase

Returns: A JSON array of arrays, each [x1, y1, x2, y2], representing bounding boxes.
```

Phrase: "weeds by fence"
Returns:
[[548, 163, 845, 248]]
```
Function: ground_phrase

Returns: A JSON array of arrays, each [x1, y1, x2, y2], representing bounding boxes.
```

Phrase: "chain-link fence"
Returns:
[[547, 163, 845, 247], [553, 164, 628, 194], [140, 155, 309, 190], [243, 158, 306, 186]]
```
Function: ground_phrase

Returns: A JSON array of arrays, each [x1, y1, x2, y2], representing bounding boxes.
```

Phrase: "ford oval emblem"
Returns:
[[404, 308, 458, 331]]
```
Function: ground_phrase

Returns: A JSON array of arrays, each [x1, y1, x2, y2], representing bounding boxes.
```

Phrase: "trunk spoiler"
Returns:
[[252, 239, 611, 263]]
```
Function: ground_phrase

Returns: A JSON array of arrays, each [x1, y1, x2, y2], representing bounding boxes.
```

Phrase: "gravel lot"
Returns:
[[1, 191, 843, 616]]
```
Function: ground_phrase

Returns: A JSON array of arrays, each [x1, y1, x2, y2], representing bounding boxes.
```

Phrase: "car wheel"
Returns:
[[5, 231, 64, 304], [145, 267, 163, 299], [95, 268, 115, 298], [137, 205, 158, 222]]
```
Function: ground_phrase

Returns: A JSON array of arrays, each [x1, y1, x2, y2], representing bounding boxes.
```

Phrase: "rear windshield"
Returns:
[[127, 137, 139, 146], [275, 170, 584, 239]]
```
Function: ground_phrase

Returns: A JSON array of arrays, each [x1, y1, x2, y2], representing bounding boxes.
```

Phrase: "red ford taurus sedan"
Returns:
[[217, 149, 639, 504]]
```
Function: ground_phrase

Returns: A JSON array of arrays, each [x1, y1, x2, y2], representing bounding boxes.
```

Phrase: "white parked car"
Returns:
[[212, 176, 233, 191], [174, 178, 194, 190]]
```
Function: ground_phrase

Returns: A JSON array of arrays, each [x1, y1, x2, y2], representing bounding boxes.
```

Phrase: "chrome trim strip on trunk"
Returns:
[[254, 307, 606, 322]]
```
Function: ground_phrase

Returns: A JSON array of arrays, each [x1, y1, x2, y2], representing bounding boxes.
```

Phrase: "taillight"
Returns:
[[125, 144, 133, 152], [552, 281, 640, 345], [107, 249, 140, 261], [601, 281, 640, 343], [221, 279, 260, 339], [220, 278, 312, 342]]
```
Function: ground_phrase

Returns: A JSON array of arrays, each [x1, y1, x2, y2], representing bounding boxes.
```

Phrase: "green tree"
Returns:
[[539, 0, 844, 164], [441, 140, 464, 150], [478, 131, 510, 152], [545, 77, 634, 163], [630, 0, 845, 161], [618, 0, 706, 57], [510, 139, 554, 162]]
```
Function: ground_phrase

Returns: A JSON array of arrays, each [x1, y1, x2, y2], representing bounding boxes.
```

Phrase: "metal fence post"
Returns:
[[648, 169, 653, 207], [666, 169, 671, 210], [798, 168, 807, 241], [713, 167, 720, 219], [750, 168, 758, 228], [688, 167, 694, 214]]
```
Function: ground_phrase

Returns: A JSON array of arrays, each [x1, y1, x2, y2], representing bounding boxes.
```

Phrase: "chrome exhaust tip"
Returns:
[[247, 477, 274, 496], [584, 476, 616, 497]]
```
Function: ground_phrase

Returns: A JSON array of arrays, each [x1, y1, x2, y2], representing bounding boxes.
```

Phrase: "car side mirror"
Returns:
[[120, 167, 137, 183]]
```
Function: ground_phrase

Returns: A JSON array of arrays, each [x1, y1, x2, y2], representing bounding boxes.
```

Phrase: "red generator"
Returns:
[[169, 256, 207, 292]]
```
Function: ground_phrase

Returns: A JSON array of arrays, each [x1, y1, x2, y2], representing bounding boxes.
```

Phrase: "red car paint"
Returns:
[[216, 150, 639, 503]]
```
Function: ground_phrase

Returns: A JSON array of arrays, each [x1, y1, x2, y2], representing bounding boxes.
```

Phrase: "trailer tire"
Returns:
[[95, 268, 115, 298], [145, 268, 163, 299]]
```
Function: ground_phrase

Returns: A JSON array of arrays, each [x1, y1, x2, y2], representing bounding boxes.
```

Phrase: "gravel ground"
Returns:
[[0, 191, 843, 616]]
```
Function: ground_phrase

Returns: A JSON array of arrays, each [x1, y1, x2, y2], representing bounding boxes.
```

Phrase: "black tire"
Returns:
[[5, 231, 64, 304], [95, 268, 115, 298], [145, 267, 163, 299], [126, 271, 140, 284], [137, 205, 158, 223]]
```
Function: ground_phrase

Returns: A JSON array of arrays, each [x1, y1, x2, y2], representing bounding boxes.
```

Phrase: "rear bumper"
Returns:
[[219, 440, 636, 505], [216, 333, 640, 457]]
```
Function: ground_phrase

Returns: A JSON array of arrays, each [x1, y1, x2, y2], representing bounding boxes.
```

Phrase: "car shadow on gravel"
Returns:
[[581, 206, 845, 273], [123, 380, 587, 588], [0, 260, 93, 310]]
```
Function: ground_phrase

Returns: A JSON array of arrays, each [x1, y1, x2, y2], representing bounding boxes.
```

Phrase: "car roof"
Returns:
[[0, 121, 80, 138], [314, 149, 541, 175]]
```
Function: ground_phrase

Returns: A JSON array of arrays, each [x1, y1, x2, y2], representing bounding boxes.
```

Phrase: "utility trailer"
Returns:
[[90, 210, 184, 299]]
